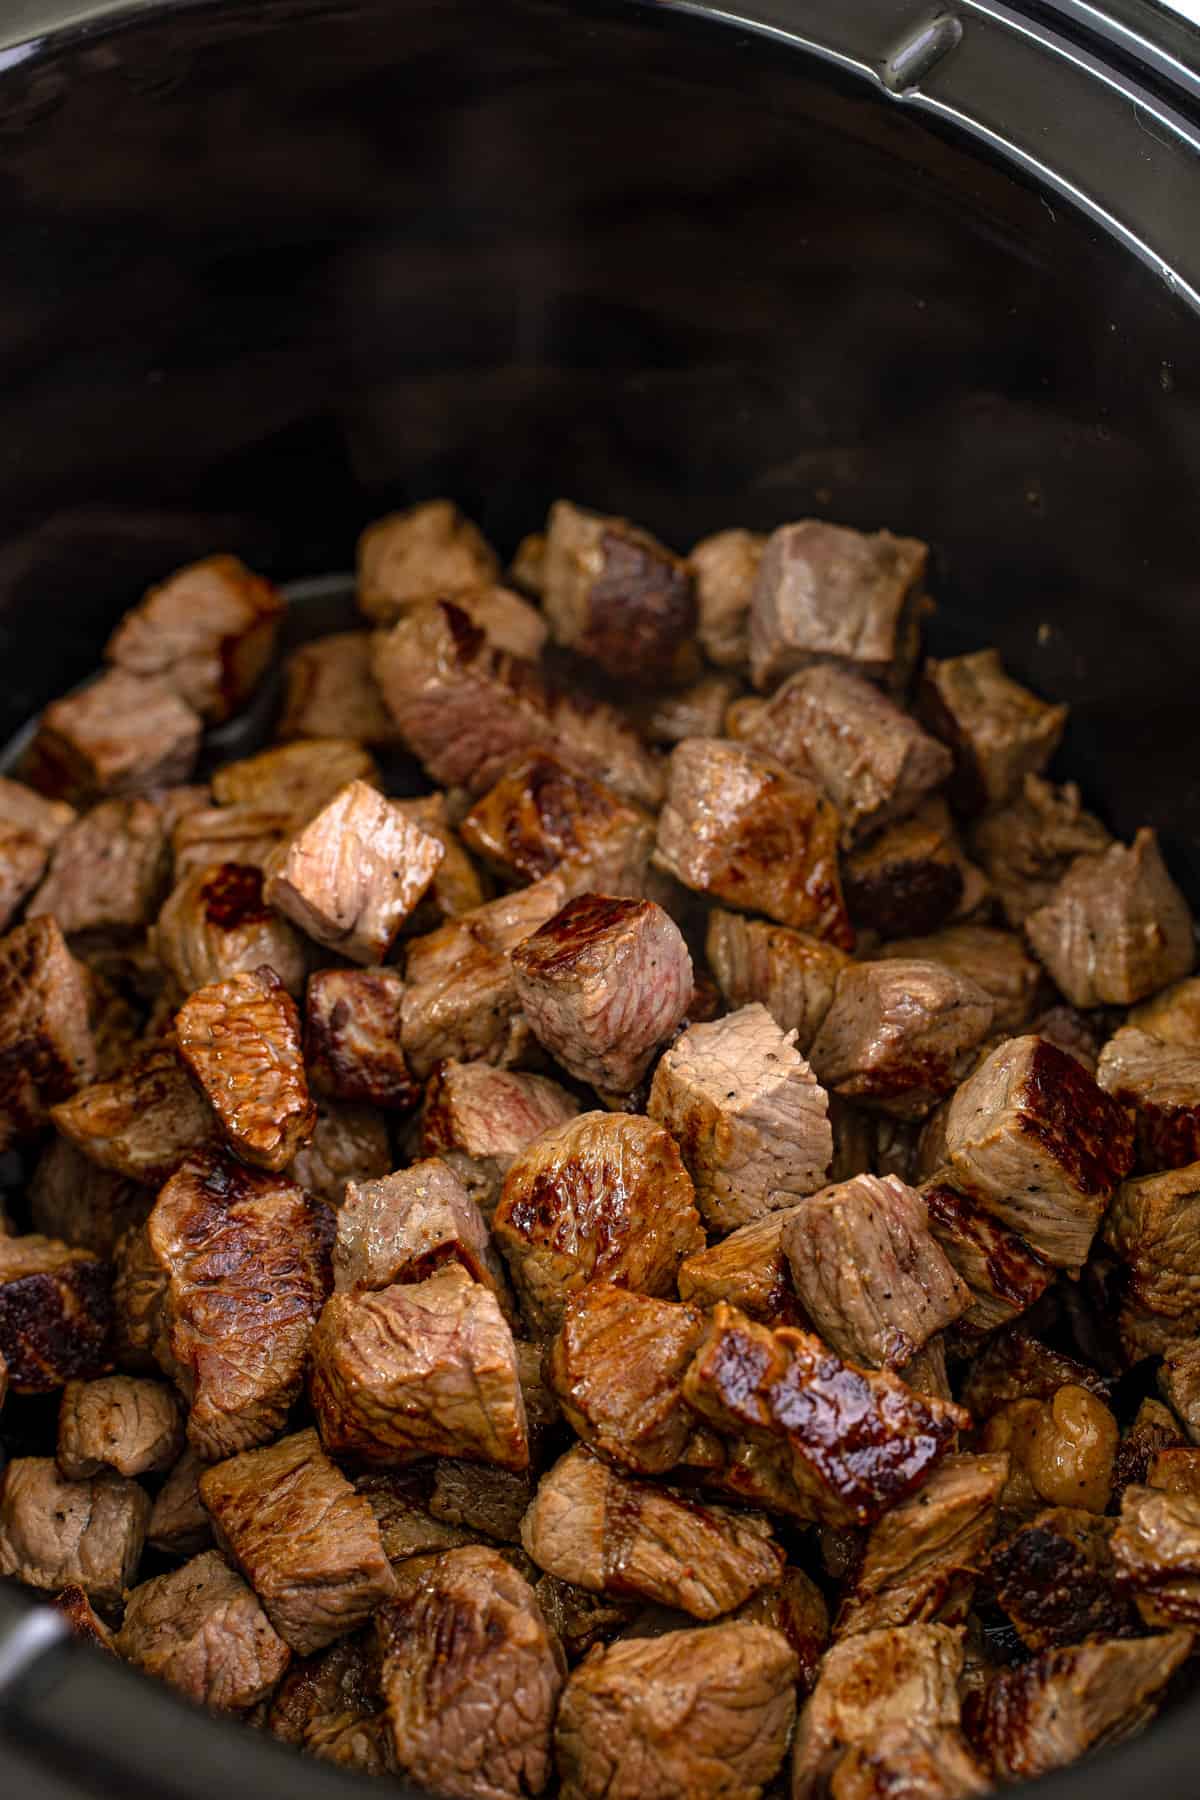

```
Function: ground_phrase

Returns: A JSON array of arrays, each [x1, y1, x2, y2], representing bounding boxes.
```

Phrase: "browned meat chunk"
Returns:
[[198, 1429, 395, 1655], [541, 498, 696, 681], [1104, 1163, 1200, 1336], [821, 1726, 988, 1799], [148, 1448, 213, 1556], [875, 924, 1040, 1036], [683, 1305, 968, 1527], [355, 1469, 473, 1564], [0, 916, 95, 1149], [268, 1633, 388, 1773], [310, 1263, 528, 1469], [149, 1152, 333, 1459], [1112, 1400, 1185, 1502], [153, 861, 310, 996], [493, 1110, 703, 1333], [706, 909, 850, 1052], [111, 1222, 169, 1373], [978, 1631, 1191, 1783], [428, 1461, 534, 1544], [334, 1159, 510, 1311], [25, 668, 201, 804], [843, 799, 984, 942], [278, 630, 405, 745], [27, 795, 169, 943], [176, 966, 315, 1171], [288, 1099, 390, 1206], [555, 1620, 797, 1800], [648, 1004, 831, 1232], [304, 966, 417, 1110], [1098, 1027, 1200, 1171], [961, 1328, 1110, 1419], [641, 671, 741, 746], [52, 1045, 218, 1185], [734, 1563, 829, 1693], [1026, 827, 1194, 1007], [54, 1584, 116, 1652], [0, 1235, 112, 1393], [0, 775, 75, 847], [689, 526, 765, 667], [808, 959, 994, 1121], [521, 1445, 783, 1616], [396, 793, 487, 926], [791, 1623, 964, 1799], [782, 1174, 969, 1368], [0, 1457, 148, 1610], [546, 1285, 707, 1475], [918, 649, 1067, 813], [1159, 1338, 1200, 1443], [1147, 1447, 1200, 1496], [30, 1138, 151, 1256], [921, 1181, 1052, 1337], [211, 736, 380, 814], [749, 520, 927, 693], [117, 1549, 291, 1711], [105, 555, 283, 722], [400, 875, 567, 1079], [969, 773, 1111, 925], [376, 1543, 564, 1800], [1130, 975, 1200, 1046], [461, 751, 654, 896], [989, 1506, 1138, 1648], [532, 1574, 637, 1661], [944, 1035, 1135, 1271], [653, 738, 853, 945], [676, 1204, 808, 1325], [357, 499, 500, 621], [57, 1375, 182, 1479], [264, 778, 443, 964], [419, 1059, 580, 1218], [513, 894, 692, 1094]]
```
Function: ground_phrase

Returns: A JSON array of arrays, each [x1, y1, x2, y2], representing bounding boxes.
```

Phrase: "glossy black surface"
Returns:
[[2, 1, 1200, 1796]]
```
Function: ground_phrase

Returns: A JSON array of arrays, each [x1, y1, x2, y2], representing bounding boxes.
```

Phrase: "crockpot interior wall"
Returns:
[[0, 0, 1198, 896]]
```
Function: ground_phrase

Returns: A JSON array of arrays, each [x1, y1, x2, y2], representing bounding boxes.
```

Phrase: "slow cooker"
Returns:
[[2, 0, 1200, 1793]]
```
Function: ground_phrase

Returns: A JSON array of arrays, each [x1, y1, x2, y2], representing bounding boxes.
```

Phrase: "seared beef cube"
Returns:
[[311, 1263, 528, 1469], [54, 1584, 116, 1653], [357, 498, 500, 621], [333, 1159, 510, 1311], [27, 795, 168, 942], [641, 671, 741, 746], [493, 1111, 703, 1333], [541, 498, 696, 681], [461, 751, 654, 896], [105, 554, 283, 722], [809, 959, 994, 1121], [683, 1305, 968, 1527], [918, 649, 1067, 812], [821, 1726, 987, 1799], [782, 1174, 969, 1368], [512, 894, 692, 1095], [0, 916, 95, 1148], [288, 1099, 391, 1208], [988, 1507, 1137, 1648], [419, 1059, 580, 1218], [304, 966, 417, 1110], [734, 1564, 828, 1693], [0, 1457, 148, 1611], [1149, 1448, 1200, 1497], [654, 738, 853, 945], [176, 966, 315, 1171], [148, 1448, 213, 1556], [837, 1453, 1007, 1637], [944, 1036, 1134, 1270], [265, 778, 443, 964], [791, 1623, 964, 1799], [424, 1460, 533, 1544], [1130, 974, 1200, 1047], [1159, 1338, 1200, 1442], [546, 1285, 706, 1475], [117, 1549, 291, 1712], [171, 805, 292, 880], [555, 1620, 796, 1800], [357, 1470, 474, 1565], [970, 773, 1112, 925], [690, 525, 765, 667], [706, 909, 850, 1052], [0, 826, 51, 932], [396, 793, 487, 926], [533, 1573, 637, 1661], [0, 775, 75, 847], [211, 737, 380, 814], [676, 1204, 808, 1325], [921, 1181, 1052, 1337], [0, 1235, 112, 1393], [648, 1004, 831, 1232], [979, 1631, 1191, 1783], [736, 665, 952, 846], [198, 1429, 395, 1655], [521, 1444, 783, 1617], [1099, 1027, 1200, 1170], [278, 629, 404, 744], [1026, 827, 1194, 1007], [153, 861, 310, 996], [1113, 1400, 1185, 1502], [875, 924, 1040, 1036], [439, 584, 550, 659], [400, 874, 567, 1079], [375, 1543, 564, 1800], [111, 1223, 169, 1373], [150, 1152, 333, 1459], [961, 1328, 1110, 1419], [51, 1045, 218, 1185], [843, 799, 983, 941], [268, 1634, 388, 1773], [26, 668, 201, 804], [30, 1137, 152, 1255], [1104, 1163, 1200, 1331], [749, 519, 927, 693], [57, 1375, 182, 1479]]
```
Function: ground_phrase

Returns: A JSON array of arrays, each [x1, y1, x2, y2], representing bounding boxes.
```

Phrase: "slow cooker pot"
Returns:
[[2, 0, 1200, 1793]]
